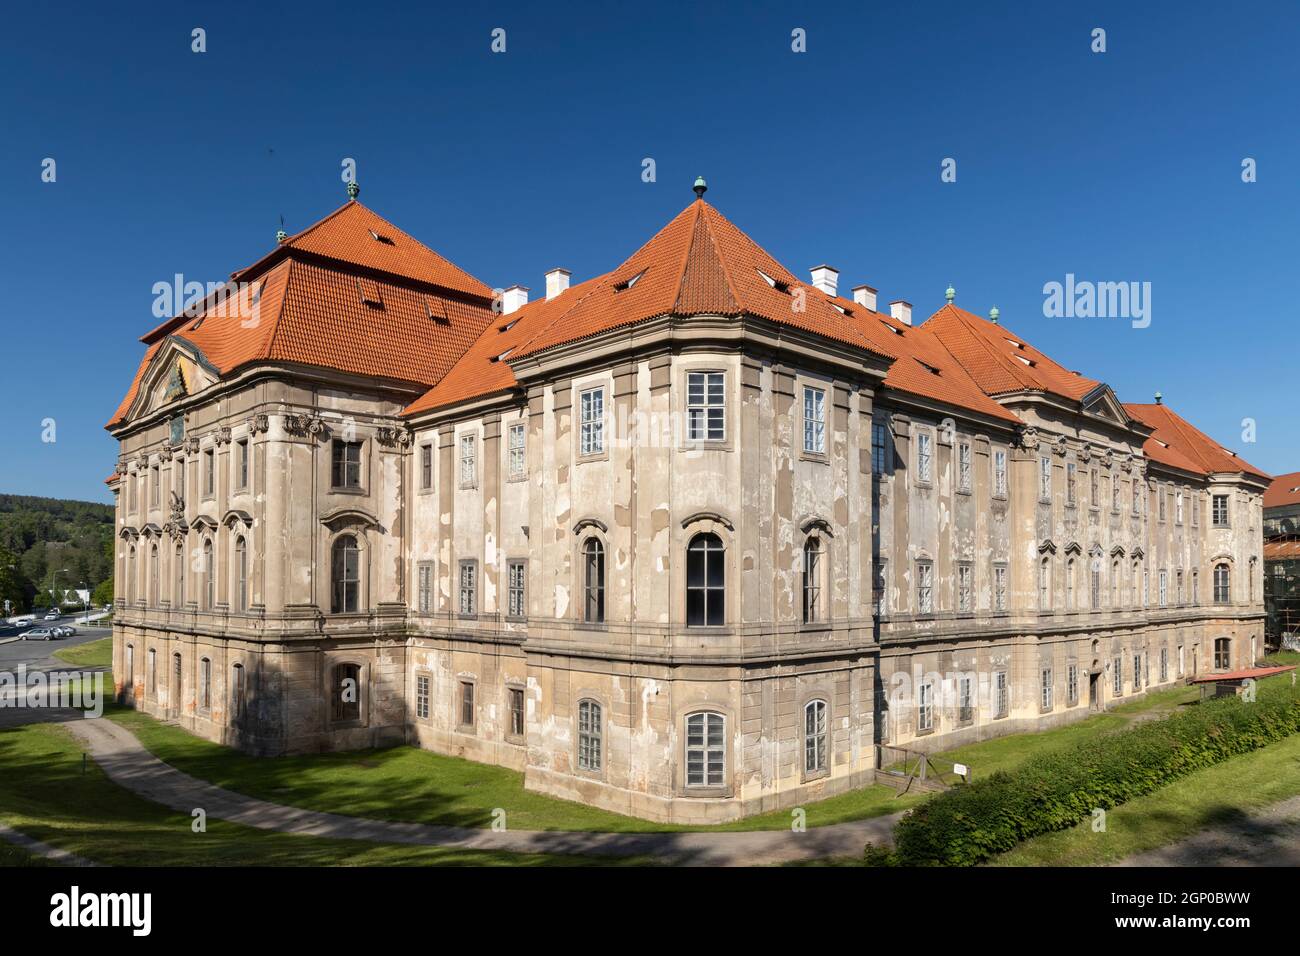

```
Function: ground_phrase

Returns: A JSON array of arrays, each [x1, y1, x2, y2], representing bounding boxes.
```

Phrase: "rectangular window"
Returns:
[[509, 687, 525, 737], [1143, 569, 1150, 606], [916, 560, 933, 614], [507, 560, 526, 618], [199, 658, 211, 711], [459, 561, 477, 615], [916, 430, 932, 483], [1178, 645, 1185, 677], [1067, 663, 1079, 704], [803, 386, 826, 455], [1160, 647, 1168, 683], [993, 449, 1007, 498], [1039, 557, 1051, 610], [203, 449, 214, 497], [459, 434, 477, 488], [1175, 490, 1183, 524], [958, 442, 972, 494], [151, 465, 161, 507], [1039, 456, 1051, 501], [1041, 667, 1053, 710], [420, 444, 433, 489], [459, 681, 475, 727], [958, 676, 973, 723], [1192, 570, 1199, 604], [1113, 656, 1123, 696], [508, 422, 526, 478], [1090, 468, 1098, 505], [1212, 494, 1229, 527], [1176, 569, 1184, 605], [331, 440, 362, 489], [417, 562, 433, 614], [1134, 653, 1142, 688], [1066, 462, 1077, 505], [1192, 493, 1199, 526], [995, 671, 1008, 718], [1159, 570, 1168, 607], [686, 371, 725, 442], [957, 563, 973, 613], [873, 559, 887, 616], [1158, 485, 1167, 522], [994, 564, 1008, 611], [580, 387, 605, 455], [918, 682, 934, 732], [416, 674, 430, 720], [236, 440, 249, 490], [872, 422, 890, 475]]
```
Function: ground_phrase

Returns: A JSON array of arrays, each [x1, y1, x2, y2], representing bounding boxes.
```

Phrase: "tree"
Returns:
[[0, 543, 24, 614], [92, 577, 114, 607]]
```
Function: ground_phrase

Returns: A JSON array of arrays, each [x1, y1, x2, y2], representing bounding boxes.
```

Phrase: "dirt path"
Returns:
[[1116, 794, 1300, 866]]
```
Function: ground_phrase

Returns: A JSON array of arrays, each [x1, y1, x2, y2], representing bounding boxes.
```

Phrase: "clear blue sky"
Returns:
[[2, 0, 1296, 503]]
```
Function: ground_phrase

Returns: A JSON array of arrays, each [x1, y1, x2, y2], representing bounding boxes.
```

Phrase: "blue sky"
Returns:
[[2, 0, 1296, 503]]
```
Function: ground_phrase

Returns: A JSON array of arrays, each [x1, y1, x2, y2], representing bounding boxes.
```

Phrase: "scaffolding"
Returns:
[[1264, 534, 1300, 650]]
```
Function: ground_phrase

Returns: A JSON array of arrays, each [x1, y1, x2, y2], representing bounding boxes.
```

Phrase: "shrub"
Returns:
[[893, 678, 1300, 866]]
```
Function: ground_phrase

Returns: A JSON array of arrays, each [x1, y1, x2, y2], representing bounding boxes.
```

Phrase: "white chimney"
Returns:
[[809, 265, 839, 297], [545, 268, 571, 301], [889, 300, 913, 326], [851, 284, 878, 311], [501, 285, 529, 315]]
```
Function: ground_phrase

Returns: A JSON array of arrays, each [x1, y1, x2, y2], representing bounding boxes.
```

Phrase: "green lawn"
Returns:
[[0, 841, 59, 867], [0, 721, 637, 867], [53, 636, 113, 669], [990, 729, 1300, 866]]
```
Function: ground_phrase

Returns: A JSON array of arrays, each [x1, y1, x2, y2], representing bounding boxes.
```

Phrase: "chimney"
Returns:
[[890, 300, 913, 326], [851, 284, 878, 311], [809, 265, 839, 297], [501, 285, 529, 315], [545, 268, 571, 301]]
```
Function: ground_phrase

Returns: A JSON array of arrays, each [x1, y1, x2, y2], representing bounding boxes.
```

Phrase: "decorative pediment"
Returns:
[[1081, 383, 1131, 426], [191, 514, 219, 531], [140, 522, 163, 537], [123, 338, 219, 425], [163, 362, 188, 402], [799, 516, 835, 538], [118, 525, 139, 540], [681, 511, 735, 532], [1109, 545, 1126, 557], [1130, 546, 1145, 559], [573, 517, 610, 536], [222, 509, 254, 530], [1064, 540, 1083, 555], [320, 506, 381, 531], [1037, 538, 1057, 555]]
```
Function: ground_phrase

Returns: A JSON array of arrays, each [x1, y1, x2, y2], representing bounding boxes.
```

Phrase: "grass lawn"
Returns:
[[53, 636, 113, 669], [0, 721, 639, 867], [107, 706, 919, 833], [0, 841, 59, 867], [989, 729, 1300, 866]]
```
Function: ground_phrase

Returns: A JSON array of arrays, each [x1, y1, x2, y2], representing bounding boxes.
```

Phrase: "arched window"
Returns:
[[687, 533, 725, 626], [685, 711, 725, 787], [331, 535, 360, 613], [124, 643, 135, 691], [804, 700, 827, 774], [1213, 563, 1231, 603], [1090, 558, 1101, 609], [203, 539, 214, 610], [802, 538, 823, 624], [1214, 637, 1231, 671], [199, 657, 211, 711], [1038, 556, 1051, 610], [1066, 558, 1076, 610], [127, 544, 136, 603], [230, 663, 245, 721], [149, 543, 159, 606], [174, 542, 185, 606], [577, 699, 602, 772], [332, 662, 361, 722], [234, 536, 248, 612], [1111, 559, 1120, 606], [147, 648, 157, 695], [582, 538, 605, 623], [170, 652, 182, 717]]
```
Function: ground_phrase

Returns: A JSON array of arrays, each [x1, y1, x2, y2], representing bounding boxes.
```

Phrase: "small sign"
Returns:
[[953, 762, 969, 778]]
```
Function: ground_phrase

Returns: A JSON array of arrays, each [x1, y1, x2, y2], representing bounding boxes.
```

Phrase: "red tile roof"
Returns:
[[1188, 665, 1295, 684], [1123, 402, 1269, 480], [1265, 471, 1300, 509]]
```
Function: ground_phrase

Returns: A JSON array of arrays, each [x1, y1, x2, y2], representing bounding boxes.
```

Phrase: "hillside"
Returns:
[[0, 493, 114, 613]]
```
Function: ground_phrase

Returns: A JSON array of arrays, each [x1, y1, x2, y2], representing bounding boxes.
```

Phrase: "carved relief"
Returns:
[[214, 426, 232, 446], [1016, 426, 1040, 451], [284, 414, 327, 438], [247, 413, 270, 435], [376, 425, 414, 448]]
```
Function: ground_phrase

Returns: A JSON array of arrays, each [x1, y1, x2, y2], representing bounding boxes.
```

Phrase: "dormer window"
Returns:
[[367, 229, 394, 245], [425, 297, 450, 324], [614, 269, 646, 291], [357, 278, 383, 307], [756, 269, 790, 293]]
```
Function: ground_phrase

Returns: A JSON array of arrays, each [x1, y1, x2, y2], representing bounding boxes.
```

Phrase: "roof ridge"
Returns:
[[695, 202, 743, 315], [508, 272, 612, 358], [263, 258, 293, 362], [929, 305, 1037, 394]]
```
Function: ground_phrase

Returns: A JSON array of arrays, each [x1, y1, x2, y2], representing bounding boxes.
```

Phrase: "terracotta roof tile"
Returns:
[[1123, 402, 1270, 480], [1265, 472, 1300, 509]]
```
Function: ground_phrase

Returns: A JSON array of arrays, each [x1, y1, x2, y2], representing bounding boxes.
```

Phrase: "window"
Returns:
[[1111, 475, 1120, 512], [234, 536, 248, 612], [803, 386, 826, 455], [1041, 667, 1053, 710], [333, 663, 361, 722], [459, 680, 475, 727], [1178, 644, 1185, 677], [508, 422, 526, 478], [685, 712, 726, 787], [419, 444, 433, 489], [1112, 559, 1121, 606], [1113, 656, 1123, 696], [459, 434, 477, 488], [1066, 462, 1077, 505], [415, 674, 429, 720], [802, 538, 823, 623], [577, 699, 603, 771], [1039, 556, 1051, 610], [151, 465, 160, 507], [509, 687, 525, 737], [804, 700, 828, 773], [230, 663, 245, 720], [199, 657, 211, 711], [873, 560, 887, 616], [958, 676, 974, 723], [917, 560, 934, 614], [1039, 456, 1051, 501], [1160, 647, 1168, 682], [149, 543, 159, 605], [957, 563, 973, 613], [580, 387, 605, 455], [507, 560, 526, 617], [124, 644, 135, 691], [1131, 559, 1140, 605], [1067, 663, 1079, 704], [1066, 558, 1076, 610], [958, 442, 972, 494], [1158, 569, 1168, 607], [994, 671, 1008, 717], [1175, 490, 1184, 524], [331, 440, 362, 489], [872, 422, 890, 475], [236, 439, 249, 490], [1176, 569, 1184, 605], [916, 430, 932, 482], [1158, 486, 1167, 522], [1192, 570, 1199, 604], [1214, 563, 1230, 603], [686, 371, 725, 442], [174, 542, 184, 605], [171, 653, 182, 715], [993, 449, 1007, 497], [1214, 637, 1231, 671], [203, 449, 214, 497], [583, 538, 605, 623], [1133, 653, 1142, 688], [203, 539, 214, 610], [1192, 493, 1199, 526], [459, 560, 477, 615], [918, 682, 934, 731], [148, 648, 157, 695], [1132, 481, 1140, 515], [417, 562, 433, 614], [331, 535, 360, 613], [686, 533, 725, 626], [1090, 468, 1099, 505], [993, 565, 1007, 611]]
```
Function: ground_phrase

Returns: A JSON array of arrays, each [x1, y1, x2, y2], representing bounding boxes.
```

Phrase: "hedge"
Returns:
[[892, 677, 1300, 866]]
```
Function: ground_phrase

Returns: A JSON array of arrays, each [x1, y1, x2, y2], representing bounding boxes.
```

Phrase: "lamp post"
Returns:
[[79, 580, 90, 624], [50, 568, 70, 614]]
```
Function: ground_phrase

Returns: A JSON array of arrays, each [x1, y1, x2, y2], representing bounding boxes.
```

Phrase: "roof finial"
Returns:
[[276, 228, 288, 244], [1155, 390, 1162, 405], [693, 175, 707, 200], [346, 181, 360, 200], [989, 305, 999, 324], [945, 283, 956, 304]]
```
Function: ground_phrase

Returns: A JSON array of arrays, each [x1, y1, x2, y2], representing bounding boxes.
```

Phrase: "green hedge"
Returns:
[[893, 677, 1300, 866]]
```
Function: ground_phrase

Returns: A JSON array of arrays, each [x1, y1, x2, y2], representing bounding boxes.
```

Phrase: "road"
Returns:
[[0, 624, 112, 729]]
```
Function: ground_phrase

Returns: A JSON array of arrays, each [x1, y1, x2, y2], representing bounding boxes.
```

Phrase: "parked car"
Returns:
[[21, 628, 56, 641], [13, 616, 35, 627], [43, 612, 61, 621], [51, 625, 77, 637]]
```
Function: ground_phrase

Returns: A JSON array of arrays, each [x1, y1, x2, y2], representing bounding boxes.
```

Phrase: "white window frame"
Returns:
[[507, 422, 526, 479], [916, 430, 933, 483], [685, 711, 726, 788], [993, 449, 1007, 498], [804, 700, 828, 774], [686, 371, 726, 442], [459, 434, 477, 488], [1039, 456, 1051, 502], [580, 387, 606, 456], [803, 386, 826, 455], [916, 560, 934, 614], [958, 441, 972, 494]]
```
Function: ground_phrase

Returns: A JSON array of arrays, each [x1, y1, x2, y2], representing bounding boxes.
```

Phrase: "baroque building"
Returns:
[[107, 182, 1269, 822]]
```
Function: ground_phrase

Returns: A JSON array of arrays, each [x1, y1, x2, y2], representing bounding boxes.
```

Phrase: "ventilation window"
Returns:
[[368, 229, 395, 246], [1005, 338, 1024, 349], [358, 278, 383, 307], [614, 269, 646, 292], [1015, 355, 1036, 367], [915, 358, 941, 376], [489, 349, 514, 363], [757, 269, 791, 293], [831, 302, 852, 316], [498, 318, 520, 333], [424, 297, 450, 324], [879, 319, 905, 336]]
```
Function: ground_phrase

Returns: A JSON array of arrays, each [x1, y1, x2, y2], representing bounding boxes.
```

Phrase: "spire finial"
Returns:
[[989, 305, 999, 324], [276, 228, 288, 244], [693, 175, 707, 200], [945, 283, 956, 304], [1155, 390, 1162, 405], [346, 181, 360, 200]]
